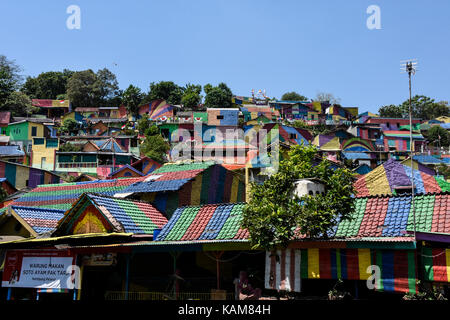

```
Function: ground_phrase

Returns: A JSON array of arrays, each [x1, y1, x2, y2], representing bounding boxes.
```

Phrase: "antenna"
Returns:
[[401, 58, 418, 240]]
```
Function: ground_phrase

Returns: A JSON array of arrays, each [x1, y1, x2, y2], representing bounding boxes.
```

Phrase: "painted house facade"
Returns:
[[118, 162, 246, 218]]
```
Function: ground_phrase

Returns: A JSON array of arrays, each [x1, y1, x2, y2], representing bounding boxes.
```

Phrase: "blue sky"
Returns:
[[1, 0, 449, 113]]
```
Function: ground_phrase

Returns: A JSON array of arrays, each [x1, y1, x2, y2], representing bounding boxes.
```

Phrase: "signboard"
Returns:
[[82, 253, 117, 266], [2, 250, 77, 289]]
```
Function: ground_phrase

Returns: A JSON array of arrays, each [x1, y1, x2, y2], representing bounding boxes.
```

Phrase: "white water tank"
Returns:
[[293, 179, 325, 197]]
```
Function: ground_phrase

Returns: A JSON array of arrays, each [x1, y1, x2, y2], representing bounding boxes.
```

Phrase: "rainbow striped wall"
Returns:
[[142, 164, 245, 218], [422, 248, 450, 283], [139, 99, 174, 121], [0, 160, 60, 189], [265, 248, 417, 293]]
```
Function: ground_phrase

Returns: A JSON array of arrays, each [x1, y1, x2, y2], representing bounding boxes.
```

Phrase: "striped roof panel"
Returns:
[[11, 206, 66, 234], [335, 193, 450, 238], [11, 178, 145, 210], [156, 203, 248, 241]]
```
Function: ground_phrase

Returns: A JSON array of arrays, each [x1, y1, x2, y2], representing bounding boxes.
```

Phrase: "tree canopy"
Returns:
[[146, 81, 184, 105], [122, 84, 144, 117], [1, 91, 38, 117], [22, 70, 73, 99], [181, 83, 202, 110], [140, 125, 169, 163], [281, 91, 308, 101], [58, 118, 79, 136], [424, 125, 450, 147], [66, 68, 120, 108], [203, 82, 233, 108], [0, 55, 23, 106], [379, 95, 449, 120], [242, 144, 355, 250]]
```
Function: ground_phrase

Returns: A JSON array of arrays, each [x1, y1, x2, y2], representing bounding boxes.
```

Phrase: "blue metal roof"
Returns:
[[413, 155, 444, 165], [342, 152, 372, 160], [0, 146, 24, 156], [121, 179, 190, 193]]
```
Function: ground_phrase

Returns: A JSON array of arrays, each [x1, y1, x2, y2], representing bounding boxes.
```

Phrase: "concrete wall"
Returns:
[[31, 138, 59, 171]]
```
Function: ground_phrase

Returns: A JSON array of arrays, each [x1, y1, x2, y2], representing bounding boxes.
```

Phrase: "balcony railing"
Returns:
[[104, 291, 235, 301], [56, 162, 97, 169]]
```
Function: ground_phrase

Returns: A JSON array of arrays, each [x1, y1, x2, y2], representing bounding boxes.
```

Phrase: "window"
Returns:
[[124, 171, 132, 177], [289, 133, 297, 139], [33, 138, 44, 145], [46, 139, 58, 148], [217, 115, 224, 120], [31, 126, 37, 137]]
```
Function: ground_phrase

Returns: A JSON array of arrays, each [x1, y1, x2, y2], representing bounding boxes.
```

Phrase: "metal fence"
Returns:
[[104, 291, 236, 301]]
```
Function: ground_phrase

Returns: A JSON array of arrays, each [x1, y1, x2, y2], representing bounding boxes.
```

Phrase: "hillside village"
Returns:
[[0, 63, 449, 300]]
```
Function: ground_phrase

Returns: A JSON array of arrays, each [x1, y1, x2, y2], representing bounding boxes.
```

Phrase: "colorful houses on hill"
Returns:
[[0, 92, 449, 301]]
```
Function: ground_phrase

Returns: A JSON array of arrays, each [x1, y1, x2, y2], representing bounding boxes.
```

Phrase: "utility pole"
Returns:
[[401, 59, 418, 238]]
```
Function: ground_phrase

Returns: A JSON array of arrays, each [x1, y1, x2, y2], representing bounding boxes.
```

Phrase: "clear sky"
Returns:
[[1, 0, 449, 113]]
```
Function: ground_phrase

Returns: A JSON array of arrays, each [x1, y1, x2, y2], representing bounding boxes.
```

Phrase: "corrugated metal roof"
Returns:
[[87, 194, 168, 234], [0, 146, 24, 156], [11, 177, 145, 211], [121, 162, 216, 194], [156, 203, 248, 242]]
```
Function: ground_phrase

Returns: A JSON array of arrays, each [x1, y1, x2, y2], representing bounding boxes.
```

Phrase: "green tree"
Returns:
[[242, 144, 355, 250], [424, 125, 450, 147], [203, 82, 233, 108], [379, 96, 449, 120], [432, 101, 450, 119], [378, 104, 403, 118], [22, 70, 72, 99], [0, 55, 22, 106], [66, 68, 120, 108], [93, 68, 120, 106], [436, 164, 450, 180], [181, 83, 202, 109], [401, 96, 449, 120], [281, 91, 308, 101], [2, 91, 38, 117], [122, 84, 144, 116], [140, 125, 169, 163], [145, 124, 160, 137], [58, 118, 79, 136], [58, 143, 82, 152], [66, 69, 97, 108], [137, 114, 150, 134], [146, 81, 183, 105]]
